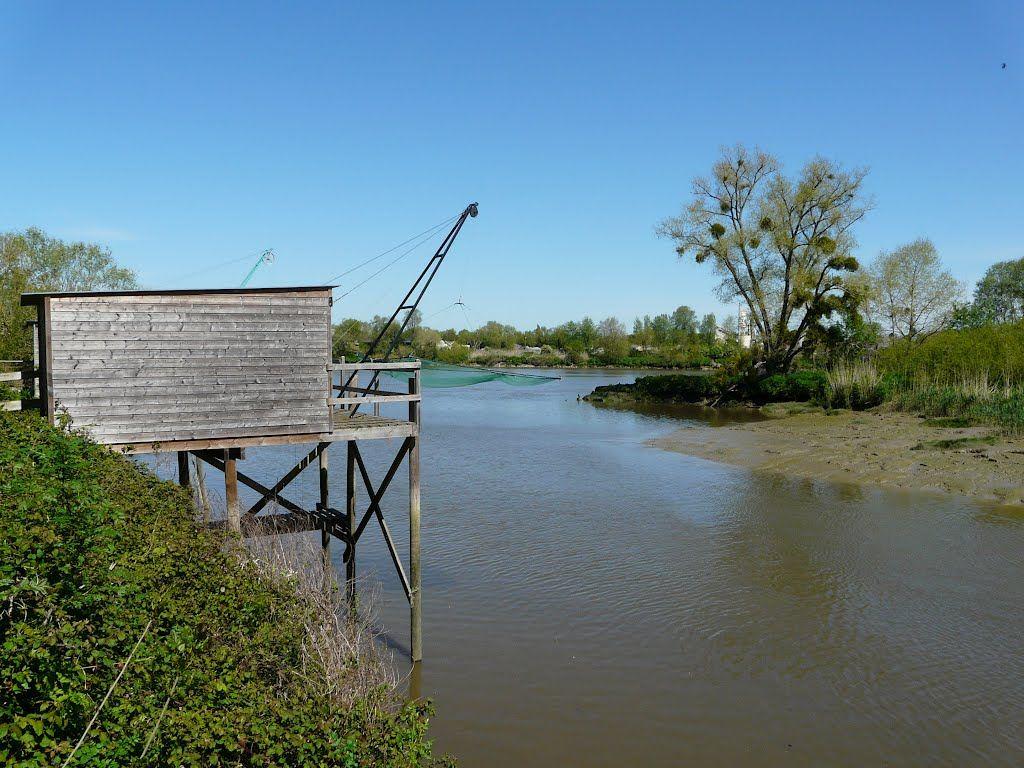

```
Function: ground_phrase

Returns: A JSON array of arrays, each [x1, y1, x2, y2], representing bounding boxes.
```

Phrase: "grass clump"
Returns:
[[824, 322, 1024, 427], [823, 357, 1024, 434], [923, 416, 975, 428], [885, 372, 1024, 434], [911, 435, 999, 451], [825, 360, 884, 409], [0, 410, 450, 768]]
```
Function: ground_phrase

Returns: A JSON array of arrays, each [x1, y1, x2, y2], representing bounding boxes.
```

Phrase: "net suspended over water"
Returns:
[[383, 359, 559, 388]]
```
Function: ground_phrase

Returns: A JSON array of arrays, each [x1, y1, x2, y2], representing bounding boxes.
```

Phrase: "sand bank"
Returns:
[[651, 409, 1024, 506]]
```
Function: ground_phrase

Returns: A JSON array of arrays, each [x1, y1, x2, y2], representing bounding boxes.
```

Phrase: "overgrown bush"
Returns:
[[876, 321, 1024, 383], [752, 370, 828, 404], [0, 411, 450, 767], [866, 322, 1024, 430], [432, 345, 472, 364], [587, 369, 830, 406], [587, 373, 720, 403], [609, 354, 673, 368]]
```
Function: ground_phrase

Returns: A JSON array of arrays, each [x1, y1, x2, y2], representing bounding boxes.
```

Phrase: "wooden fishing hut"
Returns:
[[19, 286, 426, 660]]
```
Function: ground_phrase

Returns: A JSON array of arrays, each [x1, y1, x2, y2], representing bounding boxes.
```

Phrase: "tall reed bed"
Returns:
[[824, 322, 1024, 432], [884, 371, 1024, 433], [825, 360, 883, 409], [825, 360, 1024, 433]]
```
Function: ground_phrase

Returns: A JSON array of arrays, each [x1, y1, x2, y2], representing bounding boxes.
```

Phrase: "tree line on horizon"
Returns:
[[330, 306, 736, 368], [2, 150, 1022, 373]]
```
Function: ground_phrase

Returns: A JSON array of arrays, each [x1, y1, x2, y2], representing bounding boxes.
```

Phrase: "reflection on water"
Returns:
[[591, 397, 768, 426], [188, 370, 1024, 767]]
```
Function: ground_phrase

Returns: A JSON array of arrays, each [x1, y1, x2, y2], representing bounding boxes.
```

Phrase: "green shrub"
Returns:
[[0, 381, 19, 403], [876, 321, 1024, 384], [0, 411, 448, 767], [433, 345, 471, 364], [587, 373, 719, 403], [753, 370, 827, 403]]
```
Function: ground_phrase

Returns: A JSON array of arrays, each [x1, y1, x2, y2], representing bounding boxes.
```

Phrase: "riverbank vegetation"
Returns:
[[589, 145, 1024, 435], [0, 410, 448, 767], [590, 320, 1024, 433], [332, 307, 739, 369]]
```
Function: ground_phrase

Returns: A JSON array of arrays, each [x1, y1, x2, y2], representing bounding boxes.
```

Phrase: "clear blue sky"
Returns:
[[1, 1, 1021, 329]]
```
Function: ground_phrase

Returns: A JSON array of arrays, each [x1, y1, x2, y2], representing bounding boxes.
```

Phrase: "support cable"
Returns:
[[343, 202, 478, 413], [333, 226, 446, 301], [322, 213, 460, 286]]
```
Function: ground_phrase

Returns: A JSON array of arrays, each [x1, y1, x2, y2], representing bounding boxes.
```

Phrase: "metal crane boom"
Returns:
[[359, 202, 478, 364], [344, 202, 478, 410]]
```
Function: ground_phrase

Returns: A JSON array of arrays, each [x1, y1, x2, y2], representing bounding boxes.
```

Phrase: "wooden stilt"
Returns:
[[409, 659, 423, 702], [192, 454, 212, 523], [408, 373, 422, 662], [176, 451, 190, 489], [224, 449, 240, 533], [346, 439, 357, 604], [318, 443, 330, 568]]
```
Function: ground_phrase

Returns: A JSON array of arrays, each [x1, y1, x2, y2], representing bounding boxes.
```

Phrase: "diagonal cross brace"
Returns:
[[194, 449, 311, 519], [244, 443, 326, 517], [349, 438, 412, 544], [348, 439, 413, 601]]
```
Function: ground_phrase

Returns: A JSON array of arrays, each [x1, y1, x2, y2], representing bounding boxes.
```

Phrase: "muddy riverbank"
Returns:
[[651, 409, 1024, 506]]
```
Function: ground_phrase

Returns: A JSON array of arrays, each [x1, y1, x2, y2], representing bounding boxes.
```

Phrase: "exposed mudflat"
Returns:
[[651, 409, 1024, 506]]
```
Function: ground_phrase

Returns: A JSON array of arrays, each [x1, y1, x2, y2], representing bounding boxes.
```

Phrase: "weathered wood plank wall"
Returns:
[[45, 290, 332, 445]]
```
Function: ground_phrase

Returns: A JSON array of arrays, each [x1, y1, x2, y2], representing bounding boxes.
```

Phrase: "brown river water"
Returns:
[[176, 369, 1024, 766]]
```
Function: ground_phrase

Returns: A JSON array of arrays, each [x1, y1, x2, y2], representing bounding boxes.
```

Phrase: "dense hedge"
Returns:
[[586, 370, 827, 406], [0, 412, 446, 767], [586, 373, 719, 403], [751, 370, 827, 404], [876, 321, 1024, 383]]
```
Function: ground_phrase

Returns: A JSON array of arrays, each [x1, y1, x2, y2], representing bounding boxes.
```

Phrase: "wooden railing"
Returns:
[[0, 363, 39, 412], [326, 360, 421, 421]]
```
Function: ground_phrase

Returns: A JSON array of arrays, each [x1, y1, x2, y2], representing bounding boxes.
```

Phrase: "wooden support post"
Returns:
[[177, 451, 190, 489], [346, 440, 357, 603], [31, 320, 39, 399], [224, 449, 240, 533], [408, 371, 422, 662], [318, 443, 330, 567], [409, 658, 423, 702], [192, 454, 212, 523]]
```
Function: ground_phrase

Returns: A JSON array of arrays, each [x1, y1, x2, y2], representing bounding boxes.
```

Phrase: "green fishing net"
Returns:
[[382, 359, 558, 388]]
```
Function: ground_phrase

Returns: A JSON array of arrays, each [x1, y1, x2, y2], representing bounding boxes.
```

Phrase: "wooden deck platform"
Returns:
[[109, 411, 416, 454], [331, 410, 417, 440]]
